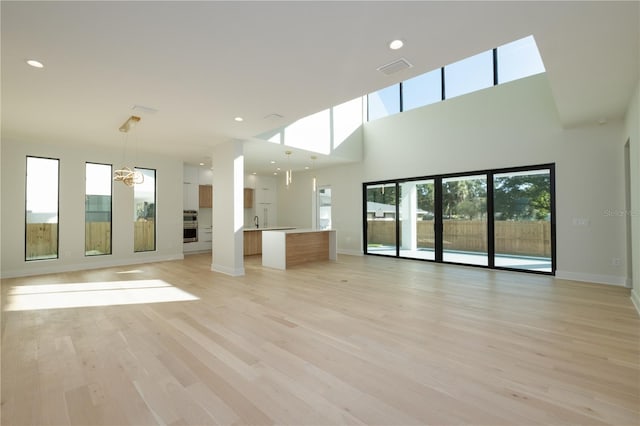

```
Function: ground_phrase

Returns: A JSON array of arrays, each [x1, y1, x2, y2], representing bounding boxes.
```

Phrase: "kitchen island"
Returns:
[[243, 227, 295, 255], [262, 228, 337, 269]]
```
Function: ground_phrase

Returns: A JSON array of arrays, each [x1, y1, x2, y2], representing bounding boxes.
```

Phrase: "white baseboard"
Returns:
[[1, 253, 185, 279], [337, 249, 363, 256], [555, 270, 629, 287], [211, 263, 245, 276]]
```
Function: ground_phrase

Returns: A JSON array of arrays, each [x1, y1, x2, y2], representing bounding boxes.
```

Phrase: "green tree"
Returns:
[[494, 174, 550, 220]]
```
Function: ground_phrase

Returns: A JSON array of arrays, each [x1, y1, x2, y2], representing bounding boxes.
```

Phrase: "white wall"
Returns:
[[244, 174, 278, 228], [0, 139, 184, 278], [624, 82, 640, 311], [280, 73, 631, 286]]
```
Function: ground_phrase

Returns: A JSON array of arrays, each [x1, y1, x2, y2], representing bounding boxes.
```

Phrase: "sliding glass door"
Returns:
[[363, 164, 555, 275], [493, 169, 552, 272], [366, 183, 397, 256], [399, 180, 435, 260], [442, 175, 488, 266]]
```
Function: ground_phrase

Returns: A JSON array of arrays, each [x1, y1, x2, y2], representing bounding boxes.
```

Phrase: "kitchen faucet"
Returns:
[[254, 215, 259, 228]]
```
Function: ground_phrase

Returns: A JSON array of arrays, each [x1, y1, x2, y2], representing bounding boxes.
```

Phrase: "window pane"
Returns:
[[399, 180, 435, 260], [494, 169, 552, 272], [134, 168, 156, 252], [444, 50, 494, 99], [402, 69, 442, 111], [442, 175, 488, 266], [317, 186, 332, 230], [497, 35, 545, 84], [85, 163, 112, 256], [26, 156, 59, 260], [367, 84, 400, 121], [366, 183, 397, 256]]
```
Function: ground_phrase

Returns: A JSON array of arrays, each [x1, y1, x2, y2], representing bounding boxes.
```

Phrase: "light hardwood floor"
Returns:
[[2, 254, 639, 425]]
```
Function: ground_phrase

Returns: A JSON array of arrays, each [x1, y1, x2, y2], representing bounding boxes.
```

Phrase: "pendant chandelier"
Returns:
[[114, 115, 144, 187]]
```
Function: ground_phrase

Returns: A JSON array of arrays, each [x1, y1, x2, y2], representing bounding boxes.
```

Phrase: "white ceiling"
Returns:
[[2, 1, 638, 175]]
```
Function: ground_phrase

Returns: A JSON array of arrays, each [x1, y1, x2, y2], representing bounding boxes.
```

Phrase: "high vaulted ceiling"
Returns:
[[2, 1, 638, 174]]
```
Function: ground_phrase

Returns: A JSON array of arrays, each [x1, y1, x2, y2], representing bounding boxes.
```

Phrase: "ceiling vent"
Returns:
[[264, 113, 283, 120], [376, 58, 413, 75], [131, 105, 158, 115]]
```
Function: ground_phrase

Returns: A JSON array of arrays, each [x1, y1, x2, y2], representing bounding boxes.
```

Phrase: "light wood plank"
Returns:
[[2, 254, 639, 425]]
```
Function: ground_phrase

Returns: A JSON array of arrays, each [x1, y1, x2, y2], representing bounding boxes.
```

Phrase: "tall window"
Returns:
[[402, 69, 442, 111], [317, 186, 332, 230], [497, 35, 545, 84], [363, 35, 546, 123], [368, 83, 400, 121], [444, 50, 494, 99], [25, 156, 59, 260], [85, 163, 112, 256], [134, 168, 156, 252]]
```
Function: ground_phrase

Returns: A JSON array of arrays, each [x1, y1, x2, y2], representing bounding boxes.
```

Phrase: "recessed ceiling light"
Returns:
[[252, 172, 257, 175], [234, 116, 244, 122], [270, 160, 276, 164], [389, 39, 404, 50], [276, 167, 281, 171], [273, 172, 278, 175], [26, 59, 44, 68], [199, 162, 205, 166], [304, 166, 310, 170]]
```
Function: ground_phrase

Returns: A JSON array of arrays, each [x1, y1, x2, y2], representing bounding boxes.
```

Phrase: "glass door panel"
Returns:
[[317, 186, 332, 229], [366, 183, 397, 256], [493, 169, 552, 272], [442, 175, 488, 265], [399, 180, 435, 260]]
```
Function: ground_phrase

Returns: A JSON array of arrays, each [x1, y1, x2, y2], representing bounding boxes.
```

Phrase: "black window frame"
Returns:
[[85, 161, 113, 257], [363, 163, 556, 276], [25, 155, 60, 261], [133, 167, 157, 253]]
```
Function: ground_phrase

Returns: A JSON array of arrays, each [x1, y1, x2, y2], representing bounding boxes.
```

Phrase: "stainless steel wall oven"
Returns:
[[183, 210, 198, 242]]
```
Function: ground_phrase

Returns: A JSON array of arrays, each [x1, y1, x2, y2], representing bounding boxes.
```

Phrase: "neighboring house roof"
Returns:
[[367, 201, 429, 214]]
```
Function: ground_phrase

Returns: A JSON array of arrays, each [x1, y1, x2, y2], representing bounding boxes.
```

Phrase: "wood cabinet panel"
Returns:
[[199, 185, 212, 208], [244, 188, 254, 208], [285, 232, 329, 267], [244, 231, 262, 255]]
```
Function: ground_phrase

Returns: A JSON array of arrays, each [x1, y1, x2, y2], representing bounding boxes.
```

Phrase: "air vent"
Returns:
[[376, 58, 413, 75], [264, 113, 284, 120], [131, 105, 158, 115]]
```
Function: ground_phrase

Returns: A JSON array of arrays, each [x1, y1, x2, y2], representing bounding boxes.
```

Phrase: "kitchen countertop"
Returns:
[[243, 227, 296, 232], [262, 228, 334, 234]]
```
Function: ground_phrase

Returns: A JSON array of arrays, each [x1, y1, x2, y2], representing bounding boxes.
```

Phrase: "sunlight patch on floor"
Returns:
[[5, 279, 199, 311]]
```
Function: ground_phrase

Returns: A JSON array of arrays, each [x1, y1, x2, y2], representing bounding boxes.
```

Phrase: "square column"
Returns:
[[211, 141, 244, 276]]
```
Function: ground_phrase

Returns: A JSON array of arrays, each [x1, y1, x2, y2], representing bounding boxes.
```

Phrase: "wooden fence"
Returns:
[[367, 220, 551, 257], [25, 221, 155, 258], [134, 220, 155, 252], [86, 222, 111, 254], [26, 223, 58, 259]]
